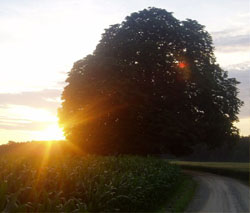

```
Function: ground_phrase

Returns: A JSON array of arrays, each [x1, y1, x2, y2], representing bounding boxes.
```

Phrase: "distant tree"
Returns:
[[8, 141, 16, 145], [58, 8, 243, 156]]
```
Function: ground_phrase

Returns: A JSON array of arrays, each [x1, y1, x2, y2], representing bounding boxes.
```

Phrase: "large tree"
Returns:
[[58, 8, 243, 156]]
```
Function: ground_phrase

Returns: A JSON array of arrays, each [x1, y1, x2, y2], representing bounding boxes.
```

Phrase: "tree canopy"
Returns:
[[58, 8, 243, 156]]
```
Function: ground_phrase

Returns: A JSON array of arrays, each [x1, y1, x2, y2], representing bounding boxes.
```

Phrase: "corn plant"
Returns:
[[0, 155, 180, 212]]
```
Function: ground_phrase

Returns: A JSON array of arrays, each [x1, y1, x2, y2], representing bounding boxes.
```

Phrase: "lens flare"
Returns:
[[177, 61, 190, 80], [178, 62, 187, 69]]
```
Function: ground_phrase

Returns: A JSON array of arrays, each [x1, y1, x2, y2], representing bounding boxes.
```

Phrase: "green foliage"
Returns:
[[159, 175, 197, 212], [0, 155, 180, 212], [171, 161, 249, 182], [181, 136, 250, 162], [59, 7, 243, 155]]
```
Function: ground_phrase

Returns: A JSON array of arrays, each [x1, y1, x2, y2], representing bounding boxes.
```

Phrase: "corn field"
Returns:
[[0, 154, 180, 212]]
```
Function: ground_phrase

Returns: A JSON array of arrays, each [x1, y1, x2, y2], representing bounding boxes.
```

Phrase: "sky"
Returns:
[[0, 0, 249, 144]]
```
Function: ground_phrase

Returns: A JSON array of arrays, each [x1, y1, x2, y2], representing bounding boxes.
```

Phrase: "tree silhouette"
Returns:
[[58, 8, 243, 156]]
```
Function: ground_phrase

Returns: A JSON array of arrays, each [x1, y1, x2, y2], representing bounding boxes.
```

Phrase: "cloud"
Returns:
[[0, 32, 15, 44], [0, 120, 51, 131], [0, 116, 30, 123], [0, 89, 64, 138], [224, 61, 250, 71], [0, 89, 62, 113], [0, 88, 61, 134], [214, 34, 250, 52], [212, 27, 250, 53], [57, 81, 68, 87], [225, 62, 250, 119], [211, 16, 250, 53], [212, 25, 250, 66]]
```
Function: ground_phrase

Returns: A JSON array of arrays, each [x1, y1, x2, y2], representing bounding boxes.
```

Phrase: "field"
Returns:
[[171, 161, 250, 183], [0, 145, 186, 212]]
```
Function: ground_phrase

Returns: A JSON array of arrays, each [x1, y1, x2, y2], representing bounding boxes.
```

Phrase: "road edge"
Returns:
[[158, 173, 198, 212]]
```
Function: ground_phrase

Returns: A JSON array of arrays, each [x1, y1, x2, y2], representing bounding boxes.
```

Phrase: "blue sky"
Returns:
[[0, 0, 249, 143]]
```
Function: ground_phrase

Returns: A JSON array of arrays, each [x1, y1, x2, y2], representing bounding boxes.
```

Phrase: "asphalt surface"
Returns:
[[185, 171, 249, 213]]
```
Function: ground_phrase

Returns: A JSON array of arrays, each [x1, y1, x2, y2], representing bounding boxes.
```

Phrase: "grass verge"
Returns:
[[158, 174, 197, 212], [171, 161, 249, 185]]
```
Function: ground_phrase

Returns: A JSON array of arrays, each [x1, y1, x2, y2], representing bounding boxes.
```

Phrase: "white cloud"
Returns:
[[225, 62, 250, 134], [0, 89, 62, 113]]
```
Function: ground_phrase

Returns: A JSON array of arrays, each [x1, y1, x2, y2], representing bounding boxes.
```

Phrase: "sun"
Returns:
[[7, 105, 65, 141], [34, 123, 65, 141]]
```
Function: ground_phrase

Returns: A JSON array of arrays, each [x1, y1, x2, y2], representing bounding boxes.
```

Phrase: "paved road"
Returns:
[[185, 171, 249, 213]]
